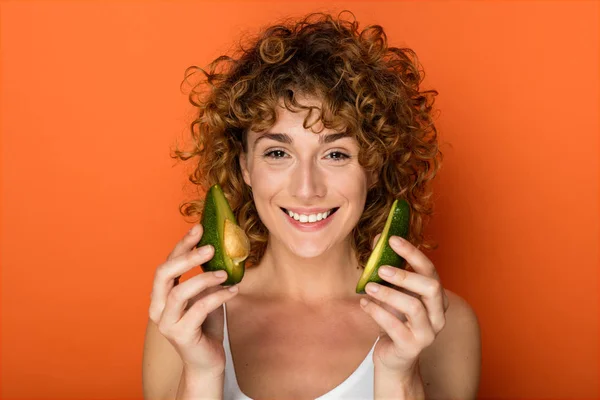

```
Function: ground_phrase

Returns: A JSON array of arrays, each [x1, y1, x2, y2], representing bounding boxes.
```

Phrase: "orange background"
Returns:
[[1, 1, 598, 399]]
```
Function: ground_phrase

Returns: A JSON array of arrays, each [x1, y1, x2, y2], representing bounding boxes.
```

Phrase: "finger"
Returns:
[[364, 282, 435, 346], [388, 236, 437, 279], [183, 283, 223, 311], [177, 286, 239, 343], [360, 296, 414, 347], [378, 266, 447, 332], [369, 297, 408, 324], [371, 233, 382, 250], [168, 224, 204, 286], [167, 224, 204, 261], [159, 270, 228, 333], [150, 245, 215, 318], [442, 290, 450, 312]]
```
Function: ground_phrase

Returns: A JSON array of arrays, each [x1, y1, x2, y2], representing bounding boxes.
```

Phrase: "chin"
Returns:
[[286, 240, 332, 259]]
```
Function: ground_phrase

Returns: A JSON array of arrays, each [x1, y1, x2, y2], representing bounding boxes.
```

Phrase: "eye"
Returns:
[[326, 151, 350, 162], [262, 149, 351, 162], [263, 149, 288, 159]]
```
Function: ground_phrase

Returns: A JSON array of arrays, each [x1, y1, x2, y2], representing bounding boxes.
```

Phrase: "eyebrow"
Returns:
[[253, 131, 352, 151]]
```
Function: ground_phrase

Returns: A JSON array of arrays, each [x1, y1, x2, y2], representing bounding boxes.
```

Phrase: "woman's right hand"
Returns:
[[148, 224, 239, 376]]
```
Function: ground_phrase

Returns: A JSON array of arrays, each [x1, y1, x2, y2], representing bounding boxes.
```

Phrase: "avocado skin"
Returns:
[[196, 184, 246, 286], [356, 199, 410, 294]]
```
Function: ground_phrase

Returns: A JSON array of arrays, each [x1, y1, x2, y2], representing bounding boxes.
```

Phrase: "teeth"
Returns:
[[286, 208, 335, 223]]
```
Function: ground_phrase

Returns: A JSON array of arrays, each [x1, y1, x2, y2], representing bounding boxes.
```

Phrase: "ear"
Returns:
[[239, 152, 252, 187]]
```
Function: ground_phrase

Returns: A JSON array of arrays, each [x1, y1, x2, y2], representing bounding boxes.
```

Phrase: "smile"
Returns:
[[280, 207, 340, 231], [280, 207, 339, 221]]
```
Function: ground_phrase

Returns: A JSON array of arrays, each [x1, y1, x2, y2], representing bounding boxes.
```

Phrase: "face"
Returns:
[[239, 96, 375, 258]]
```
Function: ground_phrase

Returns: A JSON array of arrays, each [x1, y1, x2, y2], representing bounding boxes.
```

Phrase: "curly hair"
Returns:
[[171, 10, 444, 270]]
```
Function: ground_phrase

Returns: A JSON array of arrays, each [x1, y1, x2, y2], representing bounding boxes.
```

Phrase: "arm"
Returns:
[[142, 318, 224, 399], [142, 318, 184, 399], [176, 367, 224, 400], [374, 362, 426, 399], [373, 290, 481, 399], [418, 290, 482, 399]]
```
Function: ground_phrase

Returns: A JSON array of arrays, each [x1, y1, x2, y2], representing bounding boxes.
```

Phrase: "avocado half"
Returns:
[[356, 199, 411, 294], [197, 184, 249, 286]]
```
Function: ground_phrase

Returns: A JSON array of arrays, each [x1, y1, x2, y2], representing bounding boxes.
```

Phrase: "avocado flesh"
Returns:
[[356, 199, 411, 294], [197, 184, 248, 286]]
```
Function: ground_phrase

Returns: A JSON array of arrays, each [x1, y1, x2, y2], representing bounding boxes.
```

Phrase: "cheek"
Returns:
[[330, 166, 369, 194], [250, 166, 288, 193], [247, 167, 287, 218], [330, 180, 366, 203]]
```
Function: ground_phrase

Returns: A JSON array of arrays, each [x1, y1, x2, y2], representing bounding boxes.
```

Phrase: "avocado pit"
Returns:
[[223, 218, 250, 263]]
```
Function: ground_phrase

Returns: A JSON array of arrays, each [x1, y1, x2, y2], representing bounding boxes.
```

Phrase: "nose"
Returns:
[[289, 158, 326, 201]]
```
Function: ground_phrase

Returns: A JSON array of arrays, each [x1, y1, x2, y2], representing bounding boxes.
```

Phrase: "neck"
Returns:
[[252, 234, 363, 305]]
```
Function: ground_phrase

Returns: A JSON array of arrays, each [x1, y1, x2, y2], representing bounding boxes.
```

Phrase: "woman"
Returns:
[[143, 11, 481, 400]]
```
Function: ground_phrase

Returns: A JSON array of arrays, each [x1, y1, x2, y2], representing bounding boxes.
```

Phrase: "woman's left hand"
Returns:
[[360, 235, 450, 375]]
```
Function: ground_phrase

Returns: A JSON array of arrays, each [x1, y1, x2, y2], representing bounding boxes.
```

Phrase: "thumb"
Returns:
[[372, 233, 382, 250], [202, 301, 225, 342]]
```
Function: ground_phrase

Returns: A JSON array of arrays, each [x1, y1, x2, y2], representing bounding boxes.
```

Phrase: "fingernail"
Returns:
[[198, 245, 213, 255], [189, 225, 199, 235], [360, 298, 370, 307], [390, 236, 405, 247], [366, 282, 380, 293], [379, 266, 395, 277], [214, 270, 227, 278], [228, 285, 238, 292]]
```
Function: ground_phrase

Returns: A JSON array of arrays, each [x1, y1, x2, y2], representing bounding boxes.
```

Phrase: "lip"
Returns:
[[282, 207, 337, 214], [280, 207, 338, 232]]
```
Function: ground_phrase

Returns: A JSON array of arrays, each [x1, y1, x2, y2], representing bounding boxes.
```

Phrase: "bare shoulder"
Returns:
[[419, 289, 482, 399]]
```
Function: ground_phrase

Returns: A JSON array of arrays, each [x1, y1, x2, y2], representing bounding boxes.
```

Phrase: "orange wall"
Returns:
[[1, 1, 598, 399]]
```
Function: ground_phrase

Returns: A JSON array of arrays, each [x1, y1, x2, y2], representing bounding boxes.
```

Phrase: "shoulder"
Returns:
[[444, 289, 480, 334], [419, 289, 482, 399]]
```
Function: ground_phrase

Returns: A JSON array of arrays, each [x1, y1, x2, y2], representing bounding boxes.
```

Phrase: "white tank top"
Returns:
[[222, 303, 380, 400]]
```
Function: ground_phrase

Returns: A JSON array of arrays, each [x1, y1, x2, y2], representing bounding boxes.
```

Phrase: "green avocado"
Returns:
[[196, 184, 249, 286], [356, 199, 411, 294]]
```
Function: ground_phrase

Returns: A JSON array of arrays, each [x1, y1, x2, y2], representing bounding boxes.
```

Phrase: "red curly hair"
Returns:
[[171, 10, 444, 270]]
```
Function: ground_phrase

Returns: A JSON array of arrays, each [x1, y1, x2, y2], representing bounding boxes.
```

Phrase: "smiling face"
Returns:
[[239, 96, 375, 259]]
